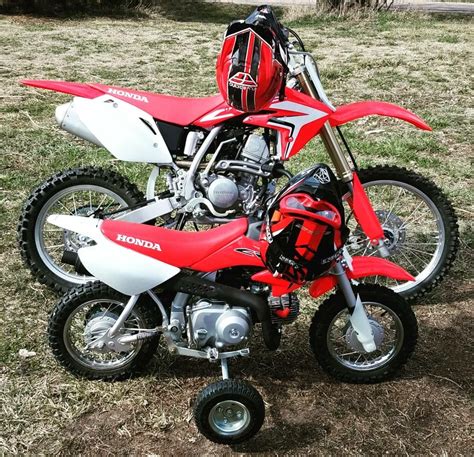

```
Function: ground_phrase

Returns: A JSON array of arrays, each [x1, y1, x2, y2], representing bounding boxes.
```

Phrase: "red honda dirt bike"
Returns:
[[18, 6, 458, 302], [47, 164, 418, 444]]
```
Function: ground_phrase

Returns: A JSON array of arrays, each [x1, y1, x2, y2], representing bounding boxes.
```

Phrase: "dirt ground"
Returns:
[[1, 4, 473, 455]]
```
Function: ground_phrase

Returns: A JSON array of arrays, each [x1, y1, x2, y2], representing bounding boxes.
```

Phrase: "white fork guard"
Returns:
[[47, 215, 180, 296], [349, 294, 377, 353]]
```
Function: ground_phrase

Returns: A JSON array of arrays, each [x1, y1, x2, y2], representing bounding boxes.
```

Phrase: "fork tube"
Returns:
[[332, 260, 357, 310], [320, 123, 353, 183], [297, 71, 353, 182]]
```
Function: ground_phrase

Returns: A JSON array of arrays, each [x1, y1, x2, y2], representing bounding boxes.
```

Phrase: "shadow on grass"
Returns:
[[156, 0, 283, 24], [0, 6, 148, 19], [0, 0, 271, 22]]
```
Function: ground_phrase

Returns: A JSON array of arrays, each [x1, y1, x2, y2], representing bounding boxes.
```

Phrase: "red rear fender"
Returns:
[[21, 80, 104, 99], [329, 101, 431, 131]]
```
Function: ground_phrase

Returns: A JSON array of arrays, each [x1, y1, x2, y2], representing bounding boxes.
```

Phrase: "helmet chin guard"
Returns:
[[260, 165, 348, 283]]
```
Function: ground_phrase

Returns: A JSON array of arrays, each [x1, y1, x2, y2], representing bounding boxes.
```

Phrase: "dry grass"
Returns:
[[1, 5, 473, 455]]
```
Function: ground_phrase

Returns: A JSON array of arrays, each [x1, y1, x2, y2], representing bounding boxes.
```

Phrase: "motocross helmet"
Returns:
[[260, 164, 348, 283], [216, 5, 288, 113]]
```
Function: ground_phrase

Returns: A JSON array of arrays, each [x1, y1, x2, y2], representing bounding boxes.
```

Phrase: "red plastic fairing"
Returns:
[[329, 101, 431, 131], [349, 172, 384, 244], [308, 256, 415, 298], [243, 88, 331, 159], [21, 79, 228, 127], [250, 270, 301, 297]]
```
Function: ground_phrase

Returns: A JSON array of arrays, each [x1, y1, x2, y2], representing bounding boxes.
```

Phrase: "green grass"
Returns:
[[1, 7, 473, 455]]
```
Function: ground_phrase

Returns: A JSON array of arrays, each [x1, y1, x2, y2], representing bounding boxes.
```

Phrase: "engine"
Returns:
[[188, 299, 252, 349], [205, 134, 271, 213]]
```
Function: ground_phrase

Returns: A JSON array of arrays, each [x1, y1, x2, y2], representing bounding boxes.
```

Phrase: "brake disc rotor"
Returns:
[[350, 210, 406, 254], [376, 210, 406, 254]]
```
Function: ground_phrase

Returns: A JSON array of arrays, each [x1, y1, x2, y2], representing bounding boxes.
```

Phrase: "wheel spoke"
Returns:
[[56, 200, 74, 215]]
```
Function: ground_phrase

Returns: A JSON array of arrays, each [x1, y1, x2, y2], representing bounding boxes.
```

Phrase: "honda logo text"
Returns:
[[107, 88, 149, 103], [116, 234, 161, 251]]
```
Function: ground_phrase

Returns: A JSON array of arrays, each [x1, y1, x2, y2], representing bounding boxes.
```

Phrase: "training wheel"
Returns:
[[193, 379, 265, 444]]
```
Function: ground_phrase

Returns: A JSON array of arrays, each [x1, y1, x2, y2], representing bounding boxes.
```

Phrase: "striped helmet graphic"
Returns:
[[216, 23, 284, 113]]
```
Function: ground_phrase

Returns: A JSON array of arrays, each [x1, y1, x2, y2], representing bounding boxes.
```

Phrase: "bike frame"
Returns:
[[48, 213, 415, 359], [21, 43, 432, 253]]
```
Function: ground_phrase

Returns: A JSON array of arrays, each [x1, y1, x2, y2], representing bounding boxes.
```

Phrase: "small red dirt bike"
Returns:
[[47, 164, 418, 444], [18, 6, 457, 303]]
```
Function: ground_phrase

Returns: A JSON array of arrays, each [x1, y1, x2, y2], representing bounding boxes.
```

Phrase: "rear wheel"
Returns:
[[346, 166, 459, 303], [48, 282, 160, 380], [18, 167, 146, 293]]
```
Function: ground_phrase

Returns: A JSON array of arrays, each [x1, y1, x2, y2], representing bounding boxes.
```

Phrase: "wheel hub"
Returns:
[[376, 210, 406, 253], [345, 318, 385, 353], [63, 206, 95, 252], [209, 400, 250, 436], [84, 312, 133, 353]]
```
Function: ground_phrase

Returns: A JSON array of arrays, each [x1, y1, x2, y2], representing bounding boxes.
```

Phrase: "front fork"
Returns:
[[297, 71, 389, 257], [333, 260, 376, 353]]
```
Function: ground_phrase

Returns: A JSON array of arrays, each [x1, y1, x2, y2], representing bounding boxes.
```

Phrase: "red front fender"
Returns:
[[309, 256, 415, 298], [329, 101, 431, 131]]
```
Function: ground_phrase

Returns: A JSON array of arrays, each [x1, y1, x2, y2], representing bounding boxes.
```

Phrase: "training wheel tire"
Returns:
[[194, 379, 265, 445]]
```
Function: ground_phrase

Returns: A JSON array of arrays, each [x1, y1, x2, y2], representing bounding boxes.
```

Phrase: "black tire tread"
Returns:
[[18, 166, 145, 293], [358, 165, 459, 303], [48, 281, 160, 381], [309, 284, 418, 383], [194, 379, 265, 445]]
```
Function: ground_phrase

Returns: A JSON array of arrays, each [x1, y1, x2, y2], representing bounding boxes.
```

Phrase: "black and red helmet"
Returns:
[[216, 6, 287, 113], [260, 165, 348, 283]]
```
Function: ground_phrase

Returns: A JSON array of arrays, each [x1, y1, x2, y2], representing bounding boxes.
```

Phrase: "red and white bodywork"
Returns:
[[48, 214, 413, 299], [22, 79, 430, 166]]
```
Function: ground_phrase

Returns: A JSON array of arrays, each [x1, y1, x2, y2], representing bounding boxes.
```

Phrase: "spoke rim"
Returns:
[[327, 301, 404, 371], [35, 185, 128, 284], [344, 179, 445, 293], [63, 299, 143, 370]]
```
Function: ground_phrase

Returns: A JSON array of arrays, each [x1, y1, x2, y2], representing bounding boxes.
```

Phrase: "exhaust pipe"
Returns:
[[55, 99, 103, 147]]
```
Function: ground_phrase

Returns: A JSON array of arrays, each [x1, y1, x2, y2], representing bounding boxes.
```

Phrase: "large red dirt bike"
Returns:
[[47, 164, 418, 444], [18, 5, 458, 302]]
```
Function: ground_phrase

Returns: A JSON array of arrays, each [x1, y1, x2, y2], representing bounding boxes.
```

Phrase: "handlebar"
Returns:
[[243, 5, 335, 111], [245, 5, 289, 51]]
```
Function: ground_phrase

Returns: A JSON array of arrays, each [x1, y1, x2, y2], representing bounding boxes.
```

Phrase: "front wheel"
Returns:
[[346, 166, 459, 303], [309, 285, 417, 383], [194, 379, 265, 445]]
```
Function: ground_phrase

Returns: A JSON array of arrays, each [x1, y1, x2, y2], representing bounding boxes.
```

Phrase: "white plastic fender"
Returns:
[[47, 215, 180, 296], [71, 95, 173, 164], [349, 294, 377, 353]]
